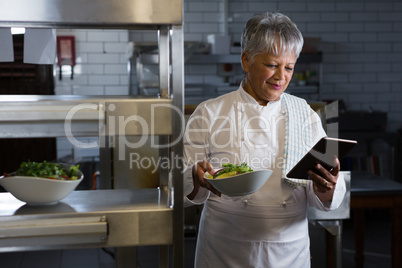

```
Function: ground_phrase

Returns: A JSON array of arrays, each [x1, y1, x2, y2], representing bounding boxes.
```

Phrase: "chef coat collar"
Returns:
[[239, 80, 282, 106]]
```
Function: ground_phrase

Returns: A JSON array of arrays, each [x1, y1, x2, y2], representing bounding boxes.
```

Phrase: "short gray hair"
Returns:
[[241, 12, 303, 64]]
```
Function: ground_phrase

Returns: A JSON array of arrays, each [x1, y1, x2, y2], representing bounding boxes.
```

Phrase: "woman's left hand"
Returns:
[[308, 157, 340, 202]]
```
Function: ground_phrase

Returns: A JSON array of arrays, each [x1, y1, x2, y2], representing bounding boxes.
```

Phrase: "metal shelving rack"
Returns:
[[0, 1, 184, 267]]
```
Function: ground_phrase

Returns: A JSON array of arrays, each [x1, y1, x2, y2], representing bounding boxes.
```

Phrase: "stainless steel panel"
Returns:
[[113, 136, 161, 189], [101, 210, 173, 247], [0, 0, 182, 28], [0, 216, 107, 249], [0, 234, 107, 251], [0, 101, 104, 137], [0, 189, 173, 252], [106, 99, 172, 136], [0, 95, 173, 137], [0, 216, 107, 238]]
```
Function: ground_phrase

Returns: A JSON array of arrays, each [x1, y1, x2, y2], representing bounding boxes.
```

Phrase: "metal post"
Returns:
[[318, 220, 343, 268], [334, 220, 343, 268], [171, 24, 184, 268], [159, 26, 170, 98]]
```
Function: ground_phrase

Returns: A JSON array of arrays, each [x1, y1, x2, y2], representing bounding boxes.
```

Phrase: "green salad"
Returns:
[[15, 160, 80, 180], [211, 163, 253, 179]]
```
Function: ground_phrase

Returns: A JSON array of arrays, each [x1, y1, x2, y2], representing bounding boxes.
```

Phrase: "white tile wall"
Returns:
[[54, 29, 129, 96], [225, 0, 401, 132], [54, 29, 129, 158], [54, 0, 402, 158]]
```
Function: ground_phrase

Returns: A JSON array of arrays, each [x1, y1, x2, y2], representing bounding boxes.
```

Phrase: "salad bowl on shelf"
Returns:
[[0, 161, 83, 205]]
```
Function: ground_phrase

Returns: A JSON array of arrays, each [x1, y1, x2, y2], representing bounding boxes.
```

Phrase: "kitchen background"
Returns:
[[0, 1, 401, 267], [52, 0, 402, 165]]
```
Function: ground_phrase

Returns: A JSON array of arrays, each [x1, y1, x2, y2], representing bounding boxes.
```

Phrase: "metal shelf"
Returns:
[[0, 188, 173, 252], [0, 0, 185, 267], [0, 95, 173, 138]]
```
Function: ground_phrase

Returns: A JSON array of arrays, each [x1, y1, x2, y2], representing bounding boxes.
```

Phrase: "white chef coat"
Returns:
[[183, 85, 346, 268]]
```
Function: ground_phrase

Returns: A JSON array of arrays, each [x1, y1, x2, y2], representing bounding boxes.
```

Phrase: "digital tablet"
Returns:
[[286, 137, 357, 179]]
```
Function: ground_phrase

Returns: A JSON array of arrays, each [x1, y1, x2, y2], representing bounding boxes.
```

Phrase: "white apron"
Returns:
[[183, 86, 346, 268]]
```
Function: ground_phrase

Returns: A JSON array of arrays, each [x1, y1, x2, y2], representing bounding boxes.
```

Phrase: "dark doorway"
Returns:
[[0, 33, 56, 175]]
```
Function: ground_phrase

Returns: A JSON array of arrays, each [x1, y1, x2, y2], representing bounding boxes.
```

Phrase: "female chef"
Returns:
[[183, 12, 346, 268]]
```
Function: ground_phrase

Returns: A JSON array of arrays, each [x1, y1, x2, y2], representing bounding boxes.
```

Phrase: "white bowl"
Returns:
[[0, 164, 83, 205], [205, 169, 273, 196]]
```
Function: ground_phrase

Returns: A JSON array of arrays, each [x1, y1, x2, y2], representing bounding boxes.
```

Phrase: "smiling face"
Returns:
[[241, 51, 296, 105]]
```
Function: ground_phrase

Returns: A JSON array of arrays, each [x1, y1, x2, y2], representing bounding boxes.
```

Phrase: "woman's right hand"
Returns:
[[187, 160, 221, 200]]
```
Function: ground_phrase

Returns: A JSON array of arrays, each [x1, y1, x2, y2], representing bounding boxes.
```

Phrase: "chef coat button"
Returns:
[[282, 201, 287, 208]]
